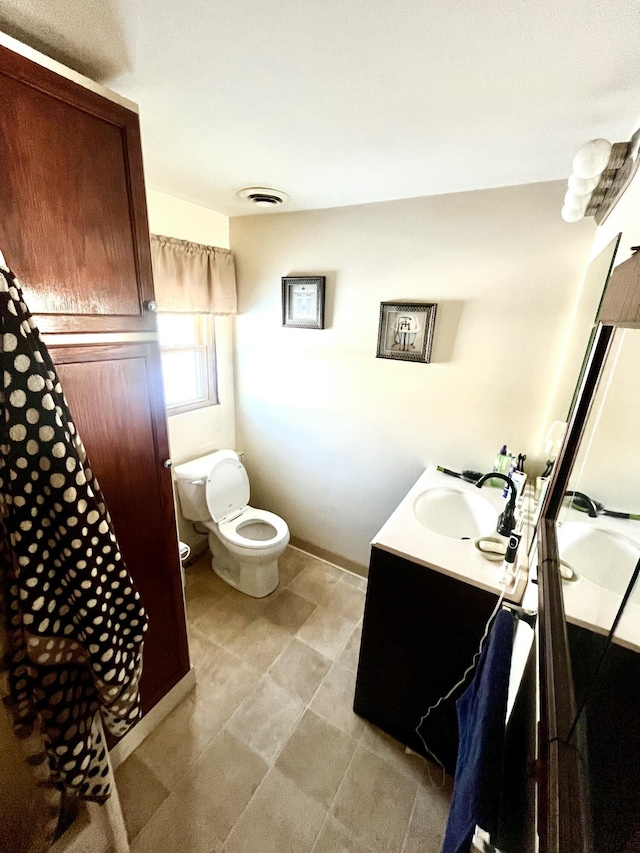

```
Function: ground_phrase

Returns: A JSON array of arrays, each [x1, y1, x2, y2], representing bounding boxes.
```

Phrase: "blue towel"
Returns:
[[442, 608, 515, 853]]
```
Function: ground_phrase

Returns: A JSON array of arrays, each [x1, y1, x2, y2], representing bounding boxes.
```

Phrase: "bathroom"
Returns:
[[0, 2, 639, 852]]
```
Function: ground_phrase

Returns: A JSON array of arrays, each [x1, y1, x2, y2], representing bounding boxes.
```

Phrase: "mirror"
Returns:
[[549, 246, 640, 852]]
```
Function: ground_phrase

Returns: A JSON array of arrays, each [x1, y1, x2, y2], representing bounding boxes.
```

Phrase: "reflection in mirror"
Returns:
[[528, 235, 621, 548], [557, 326, 640, 852], [545, 234, 620, 428], [558, 328, 640, 648]]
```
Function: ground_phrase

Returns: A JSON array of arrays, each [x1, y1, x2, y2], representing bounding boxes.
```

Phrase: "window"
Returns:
[[157, 313, 218, 414]]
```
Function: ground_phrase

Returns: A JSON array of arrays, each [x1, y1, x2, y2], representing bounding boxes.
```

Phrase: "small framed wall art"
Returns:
[[282, 276, 326, 329], [376, 301, 437, 363]]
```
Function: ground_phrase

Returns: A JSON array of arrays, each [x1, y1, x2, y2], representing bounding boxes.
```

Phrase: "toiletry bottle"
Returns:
[[510, 469, 527, 501], [503, 455, 517, 498], [491, 445, 511, 486], [503, 452, 526, 499]]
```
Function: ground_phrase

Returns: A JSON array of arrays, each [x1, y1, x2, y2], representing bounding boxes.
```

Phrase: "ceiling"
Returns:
[[1, 0, 639, 216]]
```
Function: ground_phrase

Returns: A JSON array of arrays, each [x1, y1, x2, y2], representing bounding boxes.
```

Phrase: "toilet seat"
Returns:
[[218, 507, 289, 550]]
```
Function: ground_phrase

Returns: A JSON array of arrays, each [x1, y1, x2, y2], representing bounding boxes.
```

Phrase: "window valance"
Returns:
[[150, 235, 237, 314]]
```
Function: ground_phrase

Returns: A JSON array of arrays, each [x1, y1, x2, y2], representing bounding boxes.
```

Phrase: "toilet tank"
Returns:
[[174, 452, 223, 521]]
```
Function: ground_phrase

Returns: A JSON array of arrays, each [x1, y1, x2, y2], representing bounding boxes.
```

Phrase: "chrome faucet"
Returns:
[[475, 473, 518, 537], [563, 490, 600, 518]]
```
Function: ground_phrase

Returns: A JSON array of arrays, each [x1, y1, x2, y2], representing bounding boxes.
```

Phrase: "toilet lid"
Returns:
[[205, 453, 250, 522]]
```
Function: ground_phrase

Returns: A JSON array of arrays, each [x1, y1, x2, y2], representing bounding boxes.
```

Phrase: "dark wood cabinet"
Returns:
[[0, 44, 156, 334], [51, 343, 189, 714], [354, 546, 498, 775], [0, 40, 190, 721]]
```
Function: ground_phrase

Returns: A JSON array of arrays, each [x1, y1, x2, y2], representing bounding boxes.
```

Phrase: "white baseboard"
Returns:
[[109, 667, 196, 770]]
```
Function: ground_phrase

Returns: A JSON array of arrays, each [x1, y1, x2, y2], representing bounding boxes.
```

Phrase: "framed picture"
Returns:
[[376, 302, 437, 363], [282, 276, 325, 329]]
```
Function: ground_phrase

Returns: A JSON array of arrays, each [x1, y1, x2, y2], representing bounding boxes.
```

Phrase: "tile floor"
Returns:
[[115, 547, 452, 852]]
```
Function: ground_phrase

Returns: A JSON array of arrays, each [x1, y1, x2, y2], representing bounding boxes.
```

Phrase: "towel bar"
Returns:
[[502, 602, 537, 628]]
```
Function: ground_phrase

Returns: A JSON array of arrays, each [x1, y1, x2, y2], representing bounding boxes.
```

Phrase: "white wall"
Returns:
[[230, 182, 594, 571], [146, 189, 233, 548]]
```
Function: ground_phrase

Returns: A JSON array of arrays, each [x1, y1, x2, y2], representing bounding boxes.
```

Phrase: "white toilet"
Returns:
[[174, 450, 289, 597]]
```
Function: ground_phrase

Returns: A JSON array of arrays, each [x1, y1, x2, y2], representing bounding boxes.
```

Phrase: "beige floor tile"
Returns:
[[137, 640, 261, 791], [226, 675, 305, 763], [359, 723, 427, 783], [224, 767, 326, 853], [402, 777, 453, 853], [288, 561, 343, 604], [297, 606, 357, 660], [332, 745, 418, 852], [311, 816, 371, 853], [279, 546, 314, 586], [225, 617, 291, 673], [134, 693, 214, 791], [126, 554, 435, 852], [216, 585, 271, 626], [261, 588, 317, 633], [268, 637, 332, 703], [339, 572, 368, 592], [337, 626, 362, 673], [114, 753, 170, 841], [193, 591, 260, 645], [319, 582, 366, 622], [187, 624, 223, 670], [185, 579, 227, 622], [276, 710, 357, 807], [131, 731, 267, 853], [193, 644, 262, 725], [309, 663, 364, 738]]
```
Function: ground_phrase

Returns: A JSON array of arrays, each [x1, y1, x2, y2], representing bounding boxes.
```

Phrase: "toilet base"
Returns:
[[208, 532, 279, 598]]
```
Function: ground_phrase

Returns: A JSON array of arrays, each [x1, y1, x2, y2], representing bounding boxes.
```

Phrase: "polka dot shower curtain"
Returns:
[[0, 259, 148, 841]]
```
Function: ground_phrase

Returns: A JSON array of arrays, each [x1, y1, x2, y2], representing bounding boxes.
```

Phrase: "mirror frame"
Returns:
[[537, 323, 614, 853]]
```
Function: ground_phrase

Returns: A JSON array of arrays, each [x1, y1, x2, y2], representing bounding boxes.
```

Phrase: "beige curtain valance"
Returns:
[[150, 235, 237, 314]]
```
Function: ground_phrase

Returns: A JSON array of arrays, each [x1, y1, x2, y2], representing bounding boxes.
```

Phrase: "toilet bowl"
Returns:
[[174, 450, 289, 597]]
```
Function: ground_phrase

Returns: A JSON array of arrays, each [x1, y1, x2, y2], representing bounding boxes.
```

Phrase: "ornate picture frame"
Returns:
[[376, 301, 437, 363], [282, 276, 326, 329]]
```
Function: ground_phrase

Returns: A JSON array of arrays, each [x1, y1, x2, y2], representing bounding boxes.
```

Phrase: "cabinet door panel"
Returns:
[[50, 342, 190, 714], [354, 546, 498, 775], [0, 45, 155, 333]]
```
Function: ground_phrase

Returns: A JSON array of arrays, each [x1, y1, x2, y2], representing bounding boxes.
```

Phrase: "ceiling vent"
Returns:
[[238, 187, 290, 208]]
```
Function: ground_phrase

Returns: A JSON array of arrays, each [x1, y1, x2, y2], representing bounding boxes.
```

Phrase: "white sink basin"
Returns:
[[558, 522, 640, 602], [413, 487, 499, 539]]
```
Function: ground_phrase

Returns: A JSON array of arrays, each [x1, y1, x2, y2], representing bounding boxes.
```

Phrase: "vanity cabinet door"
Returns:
[[567, 623, 640, 851], [354, 546, 498, 775], [0, 45, 155, 334], [50, 342, 190, 715]]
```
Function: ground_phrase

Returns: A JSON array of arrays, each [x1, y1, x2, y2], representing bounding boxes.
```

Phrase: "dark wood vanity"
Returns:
[[355, 545, 499, 775]]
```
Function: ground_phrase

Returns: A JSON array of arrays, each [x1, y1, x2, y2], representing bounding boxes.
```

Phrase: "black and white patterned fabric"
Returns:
[[0, 258, 148, 804]]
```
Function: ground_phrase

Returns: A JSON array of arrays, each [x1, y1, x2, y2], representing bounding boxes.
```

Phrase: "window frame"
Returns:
[[158, 313, 218, 416]]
